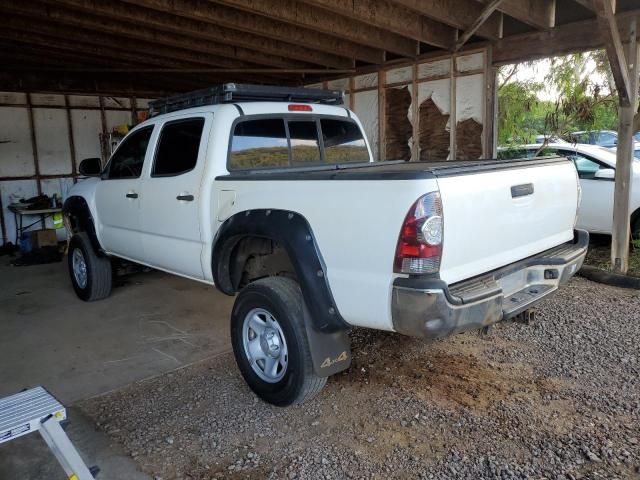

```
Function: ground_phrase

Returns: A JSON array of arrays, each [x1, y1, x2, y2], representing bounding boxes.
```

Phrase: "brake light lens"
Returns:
[[394, 192, 443, 274], [288, 104, 313, 111]]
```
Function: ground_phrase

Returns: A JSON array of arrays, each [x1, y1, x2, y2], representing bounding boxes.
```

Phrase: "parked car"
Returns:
[[535, 134, 568, 144], [608, 144, 640, 159], [64, 84, 587, 406], [499, 143, 640, 235], [569, 130, 618, 147]]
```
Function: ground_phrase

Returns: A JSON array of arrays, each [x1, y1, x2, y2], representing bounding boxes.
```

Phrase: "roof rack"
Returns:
[[148, 83, 344, 116]]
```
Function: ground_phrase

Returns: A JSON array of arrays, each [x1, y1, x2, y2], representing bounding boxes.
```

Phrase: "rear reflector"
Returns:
[[394, 192, 443, 275], [288, 104, 313, 111]]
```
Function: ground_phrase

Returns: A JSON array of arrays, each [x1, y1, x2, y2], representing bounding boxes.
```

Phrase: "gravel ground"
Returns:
[[81, 277, 640, 479]]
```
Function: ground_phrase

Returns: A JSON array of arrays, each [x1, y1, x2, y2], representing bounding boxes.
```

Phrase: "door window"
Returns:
[[598, 132, 617, 145], [229, 118, 289, 169], [320, 118, 369, 163], [105, 126, 153, 179], [559, 150, 605, 179], [152, 118, 205, 176], [288, 120, 321, 165]]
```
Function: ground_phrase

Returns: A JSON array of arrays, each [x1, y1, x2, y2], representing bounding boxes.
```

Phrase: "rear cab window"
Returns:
[[228, 114, 369, 171]]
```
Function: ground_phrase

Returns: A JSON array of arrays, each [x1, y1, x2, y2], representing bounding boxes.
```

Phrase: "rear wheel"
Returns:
[[230, 276, 326, 406], [68, 232, 112, 301]]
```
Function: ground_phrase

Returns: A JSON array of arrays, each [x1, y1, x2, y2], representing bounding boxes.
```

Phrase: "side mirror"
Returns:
[[78, 157, 102, 176], [594, 168, 615, 180]]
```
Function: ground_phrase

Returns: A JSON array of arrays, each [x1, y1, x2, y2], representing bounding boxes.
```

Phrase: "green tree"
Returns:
[[498, 50, 619, 146]]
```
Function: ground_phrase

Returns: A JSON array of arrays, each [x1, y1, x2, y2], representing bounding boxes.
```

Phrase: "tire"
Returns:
[[230, 276, 326, 406], [68, 232, 112, 301]]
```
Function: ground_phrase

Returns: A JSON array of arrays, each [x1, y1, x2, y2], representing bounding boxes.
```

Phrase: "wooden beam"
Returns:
[[611, 18, 639, 273], [390, 0, 503, 40], [0, 71, 178, 96], [493, 9, 640, 65], [300, 0, 454, 49], [594, 0, 632, 106], [0, 30, 280, 86], [572, 0, 594, 11], [2, 18, 274, 72], [117, 0, 383, 64], [210, 0, 418, 57], [6, 67, 356, 74], [493, 0, 556, 29], [30, 0, 353, 69], [456, 0, 505, 50], [1, 2, 313, 71]]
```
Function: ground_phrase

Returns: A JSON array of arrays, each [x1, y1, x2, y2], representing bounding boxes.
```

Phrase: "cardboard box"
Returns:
[[31, 229, 58, 248]]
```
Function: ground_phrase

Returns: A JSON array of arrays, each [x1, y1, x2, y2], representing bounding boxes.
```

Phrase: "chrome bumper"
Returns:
[[391, 230, 588, 340]]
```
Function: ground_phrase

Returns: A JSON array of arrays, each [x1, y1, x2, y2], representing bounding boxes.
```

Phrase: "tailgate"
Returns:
[[434, 157, 579, 284]]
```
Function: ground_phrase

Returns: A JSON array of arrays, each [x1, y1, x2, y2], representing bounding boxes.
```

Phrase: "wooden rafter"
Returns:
[[594, 0, 632, 106], [300, 0, 454, 49], [498, 0, 556, 29], [493, 8, 640, 64], [209, 0, 418, 57], [390, 0, 503, 40], [8, 0, 353, 70], [0, 5, 314, 71], [61, 0, 384, 64], [572, 0, 594, 11], [456, 0, 505, 50]]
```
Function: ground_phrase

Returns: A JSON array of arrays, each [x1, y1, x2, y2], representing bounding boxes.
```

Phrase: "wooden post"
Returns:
[[611, 18, 639, 273]]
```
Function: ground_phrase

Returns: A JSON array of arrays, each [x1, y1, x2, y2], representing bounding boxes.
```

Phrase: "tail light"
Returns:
[[394, 192, 443, 274]]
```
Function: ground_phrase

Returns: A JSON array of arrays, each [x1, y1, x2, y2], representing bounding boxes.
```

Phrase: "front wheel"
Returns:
[[68, 232, 112, 301], [230, 276, 326, 406]]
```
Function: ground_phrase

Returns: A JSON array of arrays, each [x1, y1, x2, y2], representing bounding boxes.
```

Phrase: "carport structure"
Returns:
[[0, 0, 639, 267]]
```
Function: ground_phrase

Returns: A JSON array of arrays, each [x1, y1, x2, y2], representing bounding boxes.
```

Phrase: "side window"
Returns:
[[229, 119, 288, 170], [153, 118, 205, 177], [560, 151, 602, 179], [599, 132, 616, 145], [288, 120, 321, 165], [106, 126, 153, 179], [320, 119, 369, 163]]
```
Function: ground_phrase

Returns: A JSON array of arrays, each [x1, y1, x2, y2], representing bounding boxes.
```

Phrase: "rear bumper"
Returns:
[[391, 229, 588, 340]]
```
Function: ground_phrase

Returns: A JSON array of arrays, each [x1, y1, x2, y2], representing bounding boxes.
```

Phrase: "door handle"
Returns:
[[125, 192, 138, 199], [176, 194, 194, 202]]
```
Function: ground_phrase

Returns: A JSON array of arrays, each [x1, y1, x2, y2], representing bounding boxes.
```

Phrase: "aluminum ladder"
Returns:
[[0, 386, 96, 480]]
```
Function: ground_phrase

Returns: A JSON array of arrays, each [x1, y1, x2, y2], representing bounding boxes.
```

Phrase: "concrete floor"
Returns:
[[0, 260, 234, 404], [0, 258, 235, 478]]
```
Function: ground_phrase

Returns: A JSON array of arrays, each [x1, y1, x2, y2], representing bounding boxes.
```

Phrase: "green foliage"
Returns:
[[498, 51, 619, 146]]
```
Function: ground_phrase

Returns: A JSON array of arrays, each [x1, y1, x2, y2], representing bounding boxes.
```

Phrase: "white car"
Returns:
[[500, 143, 640, 235], [63, 84, 586, 406]]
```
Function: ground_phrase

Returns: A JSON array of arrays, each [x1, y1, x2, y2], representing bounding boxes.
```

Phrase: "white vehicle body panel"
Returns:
[[437, 161, 578, 284], [508, 143, 640, 234], [214, 178, 437, 331]]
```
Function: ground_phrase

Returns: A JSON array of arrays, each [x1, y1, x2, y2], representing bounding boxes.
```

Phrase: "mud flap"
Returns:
[[303, 308, 351, 377]]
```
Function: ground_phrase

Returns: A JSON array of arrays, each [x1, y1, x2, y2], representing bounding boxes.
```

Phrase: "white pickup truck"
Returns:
[[64, 84, 588, 406]]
